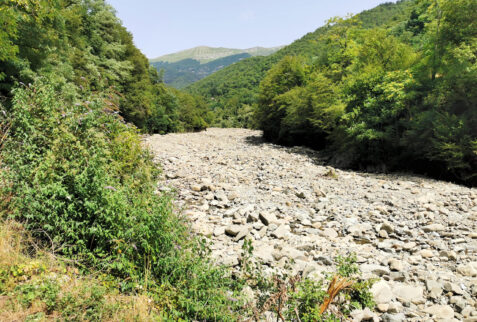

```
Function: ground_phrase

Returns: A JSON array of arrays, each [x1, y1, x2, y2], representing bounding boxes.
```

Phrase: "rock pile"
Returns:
[[145, 128, 477, 321]]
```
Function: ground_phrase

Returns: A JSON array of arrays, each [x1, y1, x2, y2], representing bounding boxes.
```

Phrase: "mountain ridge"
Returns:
[[150, 45, 284, 64]]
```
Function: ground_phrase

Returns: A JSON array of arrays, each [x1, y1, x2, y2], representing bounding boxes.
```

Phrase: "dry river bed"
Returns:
[[145, 128, 477, 322]]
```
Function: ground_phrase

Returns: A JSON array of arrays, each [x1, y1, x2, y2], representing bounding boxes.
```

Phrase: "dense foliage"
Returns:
[[190, 0, 476, 185], [0, 0, 208, 134]]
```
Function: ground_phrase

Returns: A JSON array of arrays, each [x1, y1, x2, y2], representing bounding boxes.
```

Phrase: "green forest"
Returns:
[[0, 0, 476, 320], [188, 0, 476, 186]]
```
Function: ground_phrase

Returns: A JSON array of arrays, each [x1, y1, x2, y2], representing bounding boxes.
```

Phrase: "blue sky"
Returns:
[[106, 0, 396, 59]]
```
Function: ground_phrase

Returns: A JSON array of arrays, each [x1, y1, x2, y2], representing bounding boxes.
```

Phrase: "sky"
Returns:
[[106, 0, 396, 59]]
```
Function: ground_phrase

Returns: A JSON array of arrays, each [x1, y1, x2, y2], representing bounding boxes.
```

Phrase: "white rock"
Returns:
[[423, 305, 454, 320], [270, 224, 289, 239], [371, 281, 394, 304], [254, 245, 275, 264], [457, 262, 477, 277], [392, 283, 425, 304], [351, 307, 379, 322], [360, 264, 390, 277], [259, 211, 277, 226], [422, 223, 445, 232]]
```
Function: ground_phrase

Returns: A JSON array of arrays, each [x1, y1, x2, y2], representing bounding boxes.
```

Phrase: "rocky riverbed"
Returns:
[[145, 128, 477, 321]]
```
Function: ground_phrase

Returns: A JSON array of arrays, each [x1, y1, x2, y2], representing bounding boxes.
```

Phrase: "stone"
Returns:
[[315, 256, 333, 266], [371, 281, 394, 304], [254, 245, 275, 264], [423, 305, 454, 320], [234, 226, 251, 241], [192, 222, 213, 236], [403, 242, 417, 251], [270, 224, 289, 239], [221, 255, 239, 267], [464, 318, 477, 322], [145, 128, 477, 321], [295, 191, 307, 199], [360, 264, 390, 277], [228, 191, 239, 201], [389, 259, 404, 272], [272, 246, 306, 261], [443, 282, 463, 295], [225, 225, 242, 237], [259, 211, 277, 226], [440, 250, 457, 261], [422, 223, 445, 232], [377, 303, 389, 312], [379, 230, 389, 238], [350, 307, 379, 322], [191, 184, 202, 192], [213, 226, 225, 236], [381, 313, 406, 322], [320, 228, 338, 239], [462, 306, 473, 318], [420, 249, 435, 258], [450, 296, 467, 312], [389, 271, 407, 282], [381, 222, 394, 234], [392, 283, 425, 304], [348, 223, 373, 235], [457, 262, 477, 277], [247, 213, 259, 223], [426, 280, 443, 299]]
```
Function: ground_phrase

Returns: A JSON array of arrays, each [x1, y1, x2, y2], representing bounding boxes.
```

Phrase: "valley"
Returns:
[[146, 128, 477, 321]]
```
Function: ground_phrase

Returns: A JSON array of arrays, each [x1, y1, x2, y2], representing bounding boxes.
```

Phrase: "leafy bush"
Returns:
[[0, 80, 242, 320]]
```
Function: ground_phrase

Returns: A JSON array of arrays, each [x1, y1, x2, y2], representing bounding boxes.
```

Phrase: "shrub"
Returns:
[[0, 79, 242, 320]]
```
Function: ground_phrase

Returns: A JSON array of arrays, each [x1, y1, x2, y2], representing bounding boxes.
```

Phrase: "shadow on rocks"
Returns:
[[244, 134, 327, 167]]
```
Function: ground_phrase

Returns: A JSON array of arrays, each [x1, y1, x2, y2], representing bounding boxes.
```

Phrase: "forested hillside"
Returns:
[[189, 0, 476, 186]]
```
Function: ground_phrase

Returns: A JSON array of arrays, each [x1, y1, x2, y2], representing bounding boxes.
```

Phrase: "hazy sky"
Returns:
[[106, 0, 396, 59]]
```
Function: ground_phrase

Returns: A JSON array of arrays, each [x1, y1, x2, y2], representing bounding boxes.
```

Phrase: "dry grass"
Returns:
[[0, 220, 28, 267], [0, 220, 160, 321]]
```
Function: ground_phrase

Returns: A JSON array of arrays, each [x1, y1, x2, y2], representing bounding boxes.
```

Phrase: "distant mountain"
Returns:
[[150, 46, 284, 64], [151, 53, 251, 89], [149, 46, 283, 88]]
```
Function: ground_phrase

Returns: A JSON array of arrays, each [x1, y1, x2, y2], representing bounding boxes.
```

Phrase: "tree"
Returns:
[[256, 56, 305, 141]]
